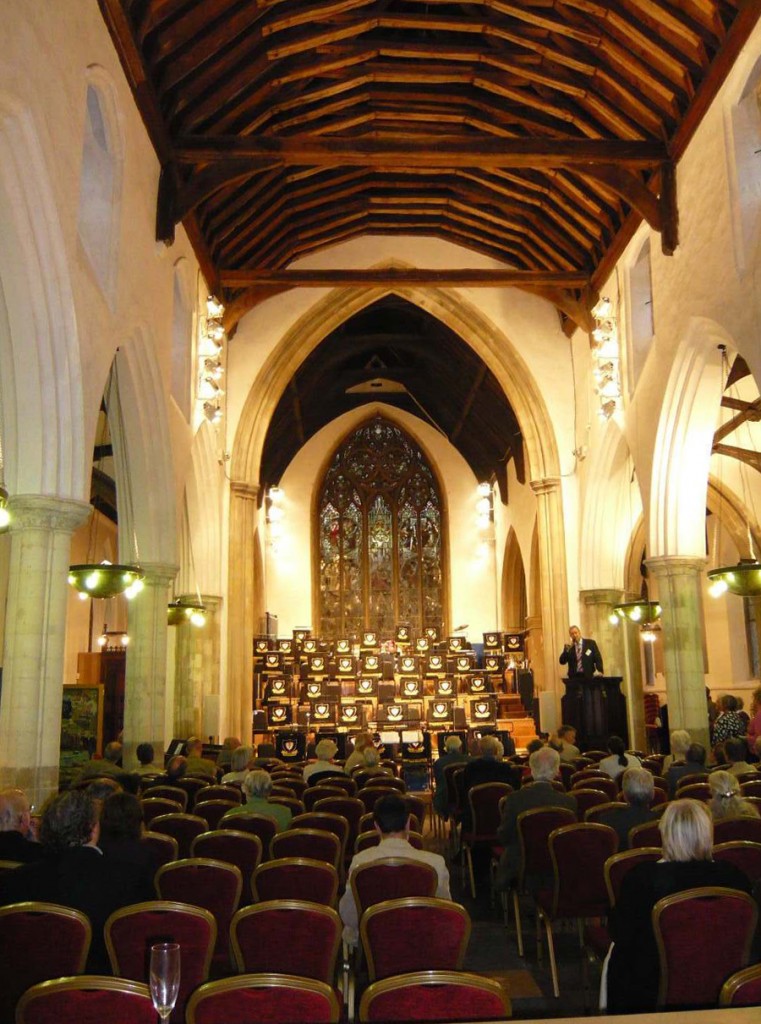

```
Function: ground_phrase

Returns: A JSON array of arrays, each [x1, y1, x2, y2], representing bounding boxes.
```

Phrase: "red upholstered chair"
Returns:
[[230, 900, 342, 983], [404, 795, 427, 833], [0, 902, 91, 1023], [584, 801, 626, 824], [629, 819, 663, 848], [16, 976, 155, 1024], [141, 797, 184, 826], [252, 856, 339, 906], [653, 886, 758, 1008], [355, 830, 424, 854], [605, 847, 662, 906], [651, 785, 668, 806], [271, 827, 342, 870], [271, 783, 298, 798], [195, 784, 244, 805], [535, 822, 619, 997], [304, 786, 346, 811], [358, 787, 400, 814], [570, 769, 610, 788], [268, 794, 306, 816], [677, 782, 711, 802], [291, 812, 349, 869], [155, 858, 242, 965], [141, 784, 189, 810], [186, 974, 341, 1024], [712, 840, 761, 886], [142, 831, 179, 869], [149, 813, 208, 858], [190, 829, 263, 901], [713, 815, 761, 844], [557, 763, 575, 790], [461, 781, 513, 897], [278, 776, 308, 798], [318, 775, 357, 796], [571, 776, 618, 801], [360, 897, 470, 981], [740, 779, 761, 798], [313, 796, 365, 859], [522, 779, 566, 794], [219, 812, 278, 858], [675, 772, 709, 790], [570, 788, 612, 818], [167, 776, 209, 809], [359, 970, 511, 1022], [363, 776, 406, 792], [351, 858, 438, 924], [720, 963, 761, 1006], [193, 799, 240, 830], [105, 900, 215, 1024]]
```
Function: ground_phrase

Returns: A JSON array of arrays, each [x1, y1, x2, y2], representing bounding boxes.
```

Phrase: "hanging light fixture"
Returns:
[[612, 600, 663, 624], [196, 295, 226, 428], [68, 362, 144, 600], [167, 499, 207, 627], [590, 295, 622, 420]]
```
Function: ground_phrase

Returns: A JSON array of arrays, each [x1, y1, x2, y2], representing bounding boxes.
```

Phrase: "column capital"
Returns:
[[230, 480, 259, 502], [139, 561, 179, 587], [176, 592, 222, 611], [645, 555, 707, 579], [580, 588, 626, 606], [8, 494, 90, 533], [530, 477, 561, 497]]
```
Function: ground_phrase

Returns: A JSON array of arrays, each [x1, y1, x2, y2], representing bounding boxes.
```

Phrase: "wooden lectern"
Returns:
[[560, 675, 628, 750]]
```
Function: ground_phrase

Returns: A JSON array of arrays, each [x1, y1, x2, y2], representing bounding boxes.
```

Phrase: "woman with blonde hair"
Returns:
[[605, 799, 751, 1014], [708, 770, 760, 821]]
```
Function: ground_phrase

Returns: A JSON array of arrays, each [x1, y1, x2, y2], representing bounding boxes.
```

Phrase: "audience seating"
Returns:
[[740, 779, 761, 798], [713, 816, 761, 844], [141, 797, 184, 826], [105, 900, 216, 1024], [149, 812, 207, 857], [313, 796, 365, 859], [304, 786, 347, 811], [362, 776, 406, 793], [628, 820, 662, 848], [141, 831, 179, 870], [271, 827, 342, 870], [360, 897, 470, 981], [193, 800, 240, 830], [167, 776, 209, 808], [360, 811, 421, 835], [653, 886, 757, 1008], [317, 775, 357, 796], [186, 973, 341, 1024], [16, 976, 155, 1024], [351, 859, 438, 924], [569, 769, 609, 788], [571, 776, 618, 801], [196, 785, 244, 805], [252, 856, 339, 906], [155, 858, 242, 965], [461, 782, 513, 897], [190, 830, 263, 903], [569, 788, 611, 818], [359, 970, 511, 1022], [0, 859, 22, 875], [230, 900, 342, 983], [268, 794, 306, 816], [712, 840, 761, 886], [358, 787, 399, 814], [676, 782, 711, 802], [583, 801, 626, 824], [355, 830, 424, 854], [720, 963, 761, 1006], [0, 902, 91, 1023], [219, 812, 278, 858], [141, 784, 188, 810], [291, 813, 350, 869], [604, 848, 662, 907], [674, 774, 709, 790]]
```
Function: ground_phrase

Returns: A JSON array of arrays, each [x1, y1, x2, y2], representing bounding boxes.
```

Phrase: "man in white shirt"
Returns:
[[339, 793, 450, 947]]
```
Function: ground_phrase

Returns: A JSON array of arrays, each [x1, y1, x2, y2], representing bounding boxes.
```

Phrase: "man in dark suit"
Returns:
[[559, 624, 603, 678], [458, 735, 521, 832], [0, 789, 44, 862], [495, 746, 576, 888]]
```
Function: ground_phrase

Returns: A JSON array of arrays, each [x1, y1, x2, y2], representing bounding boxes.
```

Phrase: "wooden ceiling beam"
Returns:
[[712, 443, 761, 476], [219, 269, 589, 289], [713, 397, 761, 445]]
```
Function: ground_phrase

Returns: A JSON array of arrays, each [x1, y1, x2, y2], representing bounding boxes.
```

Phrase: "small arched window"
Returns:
[[77, 82, 119, 298], [627, 239, 654, 391]]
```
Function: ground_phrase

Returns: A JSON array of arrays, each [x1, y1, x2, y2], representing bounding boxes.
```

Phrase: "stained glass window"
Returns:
[[317, 416, 444, 636]]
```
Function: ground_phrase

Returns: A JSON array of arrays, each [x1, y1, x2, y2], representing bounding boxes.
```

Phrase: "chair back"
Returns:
[[313, 796, 365, 854], [149, 813, 207, 858], [141, 797, 184, 825], [141, 831, 179, 869], [442, 763, 465, 818], [604, 848, 662, 906], [675, 772, 709, 790], [105, 900, 216, 1024], [583, 801, 626, 824], [571, 776, 618, 801], [363, 776, 406, 793], [252, 856, 339, 906], [0, 902, 91, 1023], [291, 812, 349, 865], [170, 776, 210, 809], [359, 787, 400, 814], [230, 900, 341, 982], [740, 779, 761, 798], [359, 969, 510, 1022], [317, 775, 357, 796], [272, 775, 308, 798], [713, 815, 761, 844], [628, 819, 662, 848], [195, 785, 244, 805], [516, 806, 578, 886], [16, 976, 154, 1024], [304, 785, 346, 811], [190, 829, 263, 896], [351, 857, 438, 919], [570, 768, 609, 787], [565, 787, 610, 817], [271, 827, 341, 870], [194, 799, 240, 830], [356, 830, 423, 854], [186, 973, 341, 1024], [557, 763, 575, 789], [720, 963, 761, 1006], [219, 812, 278, 857], [0, 859, 21, 876], [653, 886, 758, 1007], [268, 794, 306, 816], [549, 823, 619, 917], [712, 840, 761, 885], [141, 785, 189, 810], [464, 782, 513, 841], [155, 858, 242, 963], [677, 782, 711, 802], [361, 897, 470, 981]]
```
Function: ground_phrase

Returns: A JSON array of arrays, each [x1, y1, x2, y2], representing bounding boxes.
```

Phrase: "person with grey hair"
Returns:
[[0, 789, 44, 862], [606, 799, 751, 1013], [666, 742, 707, 798], [222, 769, 292, 832], [433, 734, 469, 817], [361, 746, 391, 777], [661, 729, 691, 774], [708, 770, 760, 821], [221, 745, 254, 784], [459, 734, 521, 833], [495, 746, 577, 888], [303, 737, 344, 783], [598, 767, 658, 850]]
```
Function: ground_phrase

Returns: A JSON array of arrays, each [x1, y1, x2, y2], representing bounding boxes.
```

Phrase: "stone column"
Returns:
[[0, 495, 90, 806], [227, 482, 259, 743], [646, 555, 709, 750], [173, 594, 222, 739], [122, 562, 177, 769], [530, 478, 569, 715], [524, 613, 544, 692]]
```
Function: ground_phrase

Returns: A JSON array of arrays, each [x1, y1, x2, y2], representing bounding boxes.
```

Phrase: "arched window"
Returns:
[[77, 82, 120, 299], [317, 416, 444, 637], [627, 238, 654, 391]]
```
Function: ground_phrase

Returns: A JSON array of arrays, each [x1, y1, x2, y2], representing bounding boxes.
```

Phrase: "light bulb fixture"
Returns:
[[590, 295, 621, 418], [197, 295, 226, 429], [707, 559, 761, 597], [68, 560, 145, 600], [0, 486, 9, 533], [612, 600, 662, 624], [640, 624, 660, 643], [96, 627, 130, 650], [167, 598, 207, 627]]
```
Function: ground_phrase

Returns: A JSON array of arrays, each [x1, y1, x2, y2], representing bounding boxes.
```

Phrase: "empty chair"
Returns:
[[584, 801, 627, 825], [317, 775, 357, 796], [105, 900, 216, 1024], [190, 830, 263, 902], [231, 900, 342, 982], [675, 773, 709, 790], [149, 813, 207, 858], [740, 779, 761, 798], [363, 775, 406, 793], [359, 970, 511, 1022], [361, 897, 470, 981], [155, 858, 242, 964], [629, 819, 663, 848], [16, 976, 155, 1024], [713, 815, 761, 844], [186, 974, 341, 1024], [168, 776, 209, 809], [271, 827, 341, 871], [252, 856, 339, 906], [313, 796, 364, 858], [571, 776, 619, 801], [141, 784, 188, 810], [0, 902, 91, 1023], [351, 858, 438, 926], [268, 794, 306, 817], [219, 812, 278, 858], [712, 840, 761, 886], [404, 795, 427, 833], [570, 769, 610, 788], [195, 785, 243, 805], [720, 963, 761, 1006], [677, 782, 711, 802], [461, 782, 513, 897], [358, 787, 399, 814], [193, 800, 239, 830], [141, 797, 183, 826], [304, 785, 346, 811], [291, 812, 349, 867], [565, 788, 610, 819]]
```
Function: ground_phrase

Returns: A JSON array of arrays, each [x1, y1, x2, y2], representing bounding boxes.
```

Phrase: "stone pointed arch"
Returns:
[[0, 95, 85, 497], [649, 318, 735, 557]]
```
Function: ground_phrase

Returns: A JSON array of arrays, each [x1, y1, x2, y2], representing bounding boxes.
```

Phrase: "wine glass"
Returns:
[[149, 942, 180, 1022]]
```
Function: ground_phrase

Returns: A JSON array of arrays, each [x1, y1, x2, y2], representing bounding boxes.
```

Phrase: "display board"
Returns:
[[59, 684, 104, 789]]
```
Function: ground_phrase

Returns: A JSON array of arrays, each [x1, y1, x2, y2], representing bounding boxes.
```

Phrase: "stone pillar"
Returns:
[[227, 482, 259, 743], [524, 613, 544, 693], [0, 495, 90, 806], [646, 555, 709, 750], [173, 594, 222, 739], [122, 562, 177, 769], [530, 478, 569, 714]]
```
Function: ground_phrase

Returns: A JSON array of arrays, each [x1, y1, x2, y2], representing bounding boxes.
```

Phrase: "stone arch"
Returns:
[[0, 94, 85, 497], [231, 276, 561, 489], [706, 474, 761, 560], [501, 526, 526, 629], [649, 317, 735, 557]]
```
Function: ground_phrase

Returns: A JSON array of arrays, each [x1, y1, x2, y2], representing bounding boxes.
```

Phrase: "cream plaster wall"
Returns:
[[494, 460, 537, 623]]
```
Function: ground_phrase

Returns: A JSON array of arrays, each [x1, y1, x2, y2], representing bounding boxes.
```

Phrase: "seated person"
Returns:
[[0, 789, 44, 862], [432, 735, 469, 817], [708, 769, 760, 821], [184, 737, 219, 779], [359, 747, 391, 778], [598, 767, 658, 850], [222, 769, 292, 832], [458, 735, 522, 831], [549, 725, 580, 762], [75, 741, 124, 781], [134, 742, 162, 776], [666, 742, 707, 798], [520, 738, 546, 781], [98, 790, 158, 888], [344, 733, 375, 775], [606, 799, 751, 1014], [339, 793, 450, 947], [221, 745, 254, 784], [722, 736, 755, 777], [303, 738, 344, 783], [216, 736, 242, 773], [598, 735, 641, 779], [661, 729, 691, 775]]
